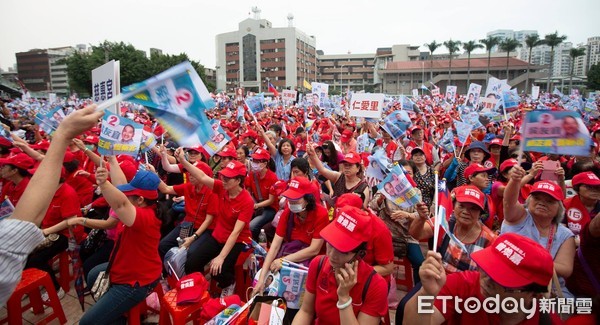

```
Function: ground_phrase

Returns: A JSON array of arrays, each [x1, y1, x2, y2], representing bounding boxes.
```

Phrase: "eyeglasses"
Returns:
[[187, 151, 200, 155]]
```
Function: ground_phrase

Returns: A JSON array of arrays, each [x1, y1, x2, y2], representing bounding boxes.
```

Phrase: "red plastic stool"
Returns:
[[127, 283, 165, 325], [394, 258, 414, 291], [0, 268, 67, 325], [52, 251, 72, 293], [158, 288, 209, 325]]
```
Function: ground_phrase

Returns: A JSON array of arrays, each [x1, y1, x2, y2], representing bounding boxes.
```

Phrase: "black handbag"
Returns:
[[81, 228, 107, 256]]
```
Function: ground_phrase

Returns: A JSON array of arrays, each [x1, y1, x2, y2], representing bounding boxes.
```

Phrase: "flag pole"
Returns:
[[432, 171, 441, 251]]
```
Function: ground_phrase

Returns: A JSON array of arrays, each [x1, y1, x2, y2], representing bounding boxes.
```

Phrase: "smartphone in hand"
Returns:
[[540, 160, 560, 181]]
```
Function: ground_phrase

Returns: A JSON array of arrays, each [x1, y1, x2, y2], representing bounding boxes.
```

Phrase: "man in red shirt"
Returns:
[[403, 233, 561, 324]]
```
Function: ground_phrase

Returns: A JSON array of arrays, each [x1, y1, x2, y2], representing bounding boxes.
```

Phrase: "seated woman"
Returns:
[[178, 148, 254, 297], [80, 168, 162, 325], [502, 166, 576, 298], [252, 177, 329, 320], [292, 206, 388, 325], [409, 185, 497, 274]]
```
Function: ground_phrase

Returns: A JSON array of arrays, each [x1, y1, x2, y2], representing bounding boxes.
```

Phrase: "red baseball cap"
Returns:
[[410, 126, 423, 133], [0, 153, 35, 170], [340, 152, 361, 164], [531, 181, 564, 201], [242, 130, 258, 139], [218, 160, 247, 178], [336, 193, 363, 209], [453, 185, 485, 210], [0, 137, 12, 147], [281, 177, 316, 200], [572, 172, 600, 187], [320, 206, 373, 253], [64, 151, 76, 163], [84, 135, 99, 144], [499, 159, 519, 173], [185, 160, 213, 178], [216, 145, 237, 159], [341, 130, 353, 143], [471, 233, 553, 288], [176, 272, 209, 305], [488, 138, 503, 147], [464, 163, 496, 179], [251, 147, 271, 161]]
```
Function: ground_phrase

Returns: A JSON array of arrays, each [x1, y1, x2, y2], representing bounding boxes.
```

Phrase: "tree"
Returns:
[[64, 41, 212, 96], [443, 40, 461, 85], [480, 36, 501, 88], [588, 64, 600, 91], [569, 48, 586, 92], [424, 41, 441, 81], [524, 34, 544, 93], [544, 31, 568, 91], [462, 40, 483, 86], [499, 38, 521, 80]]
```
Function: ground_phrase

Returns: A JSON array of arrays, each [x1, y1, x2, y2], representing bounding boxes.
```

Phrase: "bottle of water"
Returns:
[[258, 229, 268, 251]]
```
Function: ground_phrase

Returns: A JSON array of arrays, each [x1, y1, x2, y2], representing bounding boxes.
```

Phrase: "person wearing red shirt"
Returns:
[[79, 168, 162, 325], [252, 177, 329, 323], [179, 152, 253, 297], [563, 172, 600, 243], [405, 126, 437, 166], [294, 127, 307, 158], [63, 150, 95, 207], [0, 153, 34, 206], [246, 147, 279, 239], [156, 160, 219, 260], [403, 233, 562, 325], [375, 131, 398, 160], [293, 205, 388, 325]]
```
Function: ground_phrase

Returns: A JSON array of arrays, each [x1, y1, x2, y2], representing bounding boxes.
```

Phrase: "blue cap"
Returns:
[[116, 170, 160, 200]]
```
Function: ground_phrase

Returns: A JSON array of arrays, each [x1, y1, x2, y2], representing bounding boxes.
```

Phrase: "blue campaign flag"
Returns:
[[377, 165, 421, 208], [98, 112, 143, 157], [522, 110, 592, 156], [121, 61, 215, 147], [501, 89, 520, 111], [245, 93, 265, 114], [381, 110, 411, 140]]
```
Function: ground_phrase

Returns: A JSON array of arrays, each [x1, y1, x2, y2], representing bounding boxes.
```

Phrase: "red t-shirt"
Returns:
[[275, 205, 329, 244], [305, 256, 388, 324], [40, 183, 84, 241], [110, 206, 162, 286], [245, 170, 279, 210], [566, 222, 600, 298], [65, 171, 95, 207], [1, 177, 30, 206], [173, 183, 219, 230], [295, 135, 307, 153], [434, 271, 561, 324], [363, 215, 395, 268], [211, 180, 254, 244], [563, 195, 595, 237]]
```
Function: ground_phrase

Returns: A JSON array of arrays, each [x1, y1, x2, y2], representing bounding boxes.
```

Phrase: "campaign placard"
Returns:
[[92, 60, 120, 115], [522, 110, 592, 156], [98, 112, 143, 156], [349, 93, 384, 119]]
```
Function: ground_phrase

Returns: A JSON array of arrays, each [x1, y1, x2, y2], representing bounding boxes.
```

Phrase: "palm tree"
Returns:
[[569, 48, 586, 91], [544, 31, 568, 91], [424, 41, 441, 81], [443, 40, 461, 85], [480, 36, 501, 86], [524, 34, 544, 93], [462, 40, 484, 86], [499, 38, 521, 80]]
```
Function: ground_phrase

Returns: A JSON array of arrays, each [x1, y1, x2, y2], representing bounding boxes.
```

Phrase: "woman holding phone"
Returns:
[[292, 206, 388, 325]]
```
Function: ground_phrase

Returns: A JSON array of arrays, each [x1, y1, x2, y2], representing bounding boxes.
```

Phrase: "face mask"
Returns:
[[288, 202, 305, 213], [85, 145, 95, 151], [251, 162, 262, 171]]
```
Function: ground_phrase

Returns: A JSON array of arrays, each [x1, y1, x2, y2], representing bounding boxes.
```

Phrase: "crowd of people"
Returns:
[[0, 87, 599, 324]]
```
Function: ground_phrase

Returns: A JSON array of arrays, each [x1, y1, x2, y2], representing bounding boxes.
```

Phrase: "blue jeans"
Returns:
[[82, 263, 159, 325], [250, 207, 276, 239], [406, 243, 424, 284]]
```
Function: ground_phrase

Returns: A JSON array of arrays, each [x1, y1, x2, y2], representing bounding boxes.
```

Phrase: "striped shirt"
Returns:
[[0, 219, 45, 306]]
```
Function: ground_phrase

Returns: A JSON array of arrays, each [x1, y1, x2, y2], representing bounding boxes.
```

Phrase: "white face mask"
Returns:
[[251, 162, 262, 171], [288, 202, 305, 213]]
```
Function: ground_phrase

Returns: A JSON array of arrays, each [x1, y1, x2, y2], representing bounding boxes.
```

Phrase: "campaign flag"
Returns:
[[437, 179, 453, 217], [303, 79, 312, 91], [268, 82, 279, 97], [459, 112, 484, 129], [531, 86, 540, 100], [97, 112, 143, 156], [502, 89, 520, 111], [92, 60, 120, 115], [0, 127, 13, 144], [311, 82, 329, 107], [381, 110, 411, 140], [139, 129, 157, 153], [412, 89, 419, 97], [0, 199, 15, 220], [420, 84, 429, 91], [445, 86, 457, 103], [282, 90, 297, 103], [349, 93, 384, 119], [480, 97, 499, 113], [437, 205, 468, 252], [236, 105, 245, 122], [377, 165, 421, 208], [465, 83, 482, 109], [245, 93, 265, 114], [203, 120, 231, 156], [440, 129, 455, 153], [120, 61, 215, 147], [401, 95, 416, 111], [305, 119, 316, 132], [485, 77, 509, 99], [453, 120, 473, 144], [431, 88, 440, 96], [522, 110, 592, 156]]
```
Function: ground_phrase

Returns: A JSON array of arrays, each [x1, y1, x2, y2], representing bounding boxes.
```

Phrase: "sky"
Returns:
[[1, 0, 599, 71]]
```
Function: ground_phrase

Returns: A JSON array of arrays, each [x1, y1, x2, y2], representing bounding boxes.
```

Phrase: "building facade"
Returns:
[[215, 16, 317, 94], [16, 47, 75, 96], [317, 53, 375, 92]]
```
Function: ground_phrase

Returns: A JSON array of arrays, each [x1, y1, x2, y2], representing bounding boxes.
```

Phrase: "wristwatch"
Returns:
[[192, 233, 199, 240]]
